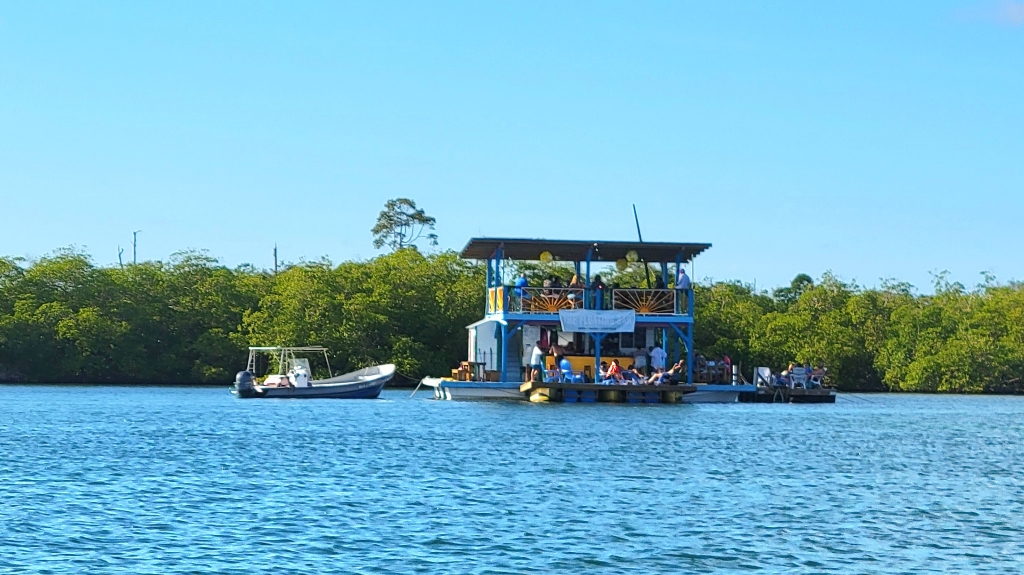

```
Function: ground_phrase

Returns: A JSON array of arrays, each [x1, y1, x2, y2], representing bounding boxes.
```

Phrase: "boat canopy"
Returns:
[[248, 346, 328, 352], [460, 238, 711, 264], [247, 346, 333, 379]]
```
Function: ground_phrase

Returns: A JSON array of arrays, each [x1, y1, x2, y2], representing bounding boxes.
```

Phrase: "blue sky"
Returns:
[[1, 1, 1021, 291]]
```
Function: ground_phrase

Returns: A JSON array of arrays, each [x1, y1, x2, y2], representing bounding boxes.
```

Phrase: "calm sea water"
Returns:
[[1, 387, 1022, 574]]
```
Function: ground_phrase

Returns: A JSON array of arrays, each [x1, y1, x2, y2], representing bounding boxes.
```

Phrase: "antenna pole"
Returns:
[[274, 244, 278, 275], [632, 204, 653, 288], [632, 204, 644, 242]]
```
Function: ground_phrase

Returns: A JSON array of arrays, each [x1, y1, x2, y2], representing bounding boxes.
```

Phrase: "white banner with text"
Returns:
[[558, 310, 636, 333]]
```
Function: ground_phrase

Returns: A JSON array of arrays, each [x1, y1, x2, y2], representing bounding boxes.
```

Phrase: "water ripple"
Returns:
[[1, 388, 1023, 573]]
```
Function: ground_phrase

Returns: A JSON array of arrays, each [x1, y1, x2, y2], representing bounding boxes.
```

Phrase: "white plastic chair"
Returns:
[[755, 367, 773, 387], [790, 367, 807, 388]]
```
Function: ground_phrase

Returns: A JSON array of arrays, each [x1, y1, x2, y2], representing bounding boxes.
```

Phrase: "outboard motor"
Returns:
[[234, 371, 256, 398]]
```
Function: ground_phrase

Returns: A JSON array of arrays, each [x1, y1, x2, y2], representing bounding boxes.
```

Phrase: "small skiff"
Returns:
[[231, 346, 394, 399]]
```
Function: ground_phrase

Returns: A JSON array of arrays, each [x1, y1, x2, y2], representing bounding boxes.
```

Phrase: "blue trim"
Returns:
[[486, 311, 694, 325]]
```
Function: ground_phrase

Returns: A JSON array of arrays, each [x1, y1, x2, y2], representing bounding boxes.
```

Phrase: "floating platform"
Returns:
[[519, 381, 697, 403], [739, 387, 837, 404]]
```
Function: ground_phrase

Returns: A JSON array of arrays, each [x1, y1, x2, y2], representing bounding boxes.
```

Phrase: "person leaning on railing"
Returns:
[[590, 274, 607, 309], [513, 272, 529, 310], [675, 267, 691, 290], [567, 274, 584, 307], [675, 267, 692, 314]]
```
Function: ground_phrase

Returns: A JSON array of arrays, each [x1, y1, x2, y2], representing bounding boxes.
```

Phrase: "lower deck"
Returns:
[[520, 381, 696, 403]]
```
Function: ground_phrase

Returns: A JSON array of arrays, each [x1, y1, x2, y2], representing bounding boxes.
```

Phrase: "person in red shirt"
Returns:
[[606, 359, 624, 382]]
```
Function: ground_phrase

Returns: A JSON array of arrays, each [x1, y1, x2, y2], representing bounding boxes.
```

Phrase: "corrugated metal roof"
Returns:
[[460, 238, 711, 263]]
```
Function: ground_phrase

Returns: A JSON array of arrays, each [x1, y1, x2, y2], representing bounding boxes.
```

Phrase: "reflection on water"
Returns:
[[1, 387, 1022, 574]]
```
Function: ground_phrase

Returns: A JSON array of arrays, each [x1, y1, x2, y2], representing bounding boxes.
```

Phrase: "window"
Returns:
[[620, 327, 646, 350]]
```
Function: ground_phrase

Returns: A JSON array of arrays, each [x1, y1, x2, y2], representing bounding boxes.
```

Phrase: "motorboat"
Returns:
[[682, 383, 758, 403], [232, 346, 394, 399], [419, 377, 524, 400]]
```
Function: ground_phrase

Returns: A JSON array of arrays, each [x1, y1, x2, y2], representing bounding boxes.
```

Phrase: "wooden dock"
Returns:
[[519, 381, 698, 403], [739, 387, 837, 404]]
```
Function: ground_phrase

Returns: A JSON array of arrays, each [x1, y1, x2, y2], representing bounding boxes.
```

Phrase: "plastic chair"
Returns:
[[790, 367, 807, 388], [755, 367, 773, 387]]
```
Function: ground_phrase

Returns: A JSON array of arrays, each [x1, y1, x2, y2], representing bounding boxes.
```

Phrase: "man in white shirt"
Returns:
[[529, 340, 546, 382], [632, 347, 649, 376], [676, 268, 691, 290], [649, 345, 667, 371]]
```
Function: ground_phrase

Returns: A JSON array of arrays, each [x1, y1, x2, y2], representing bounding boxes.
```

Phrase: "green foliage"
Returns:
[[513, 261, 577, 286], [0, 248, 481, 383], [242, 249, 483, 378], [1, 248, 1022, 393]]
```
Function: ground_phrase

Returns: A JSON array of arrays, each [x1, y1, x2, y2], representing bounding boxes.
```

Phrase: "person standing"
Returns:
[[591, 274, 607, 309], [632, 347, 649, 376], [676, 267, 692, 314], [675, 267, 691, 290], [649, 344, 667, 372], [550, 341, 566, 370], [514, 272, 529, 294], [514, 272, 530, 311], [530, 340, 546, 382]]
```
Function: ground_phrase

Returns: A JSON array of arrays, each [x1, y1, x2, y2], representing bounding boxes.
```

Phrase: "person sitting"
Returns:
[[599, 361, 609, 379], [662, 361, 685, 385], [649, 364, 680, 386], [605, 359, 624, 383], [621, 367, 643, 384], [647, 367, 668, 385], [654, 275, 666, 289], [542, 276, 553, 294], [551, 276, 563, 289], [808, 363, 827, 387]]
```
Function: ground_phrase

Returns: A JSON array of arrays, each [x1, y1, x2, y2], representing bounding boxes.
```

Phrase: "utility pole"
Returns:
[[273, 244, 278, 275], [132, 230, 141, 264]]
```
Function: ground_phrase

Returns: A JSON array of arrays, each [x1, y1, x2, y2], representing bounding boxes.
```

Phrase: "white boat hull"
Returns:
[[420, 378, 525, 401], [681, 384, 757, 404], [234, 364, 395, 399]]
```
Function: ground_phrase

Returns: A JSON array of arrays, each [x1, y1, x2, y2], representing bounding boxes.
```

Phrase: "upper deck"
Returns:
[[463, 238, 710, 325]]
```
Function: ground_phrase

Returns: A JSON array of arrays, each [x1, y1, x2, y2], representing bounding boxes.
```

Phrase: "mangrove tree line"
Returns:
[[0, 249, 1022, 392]]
